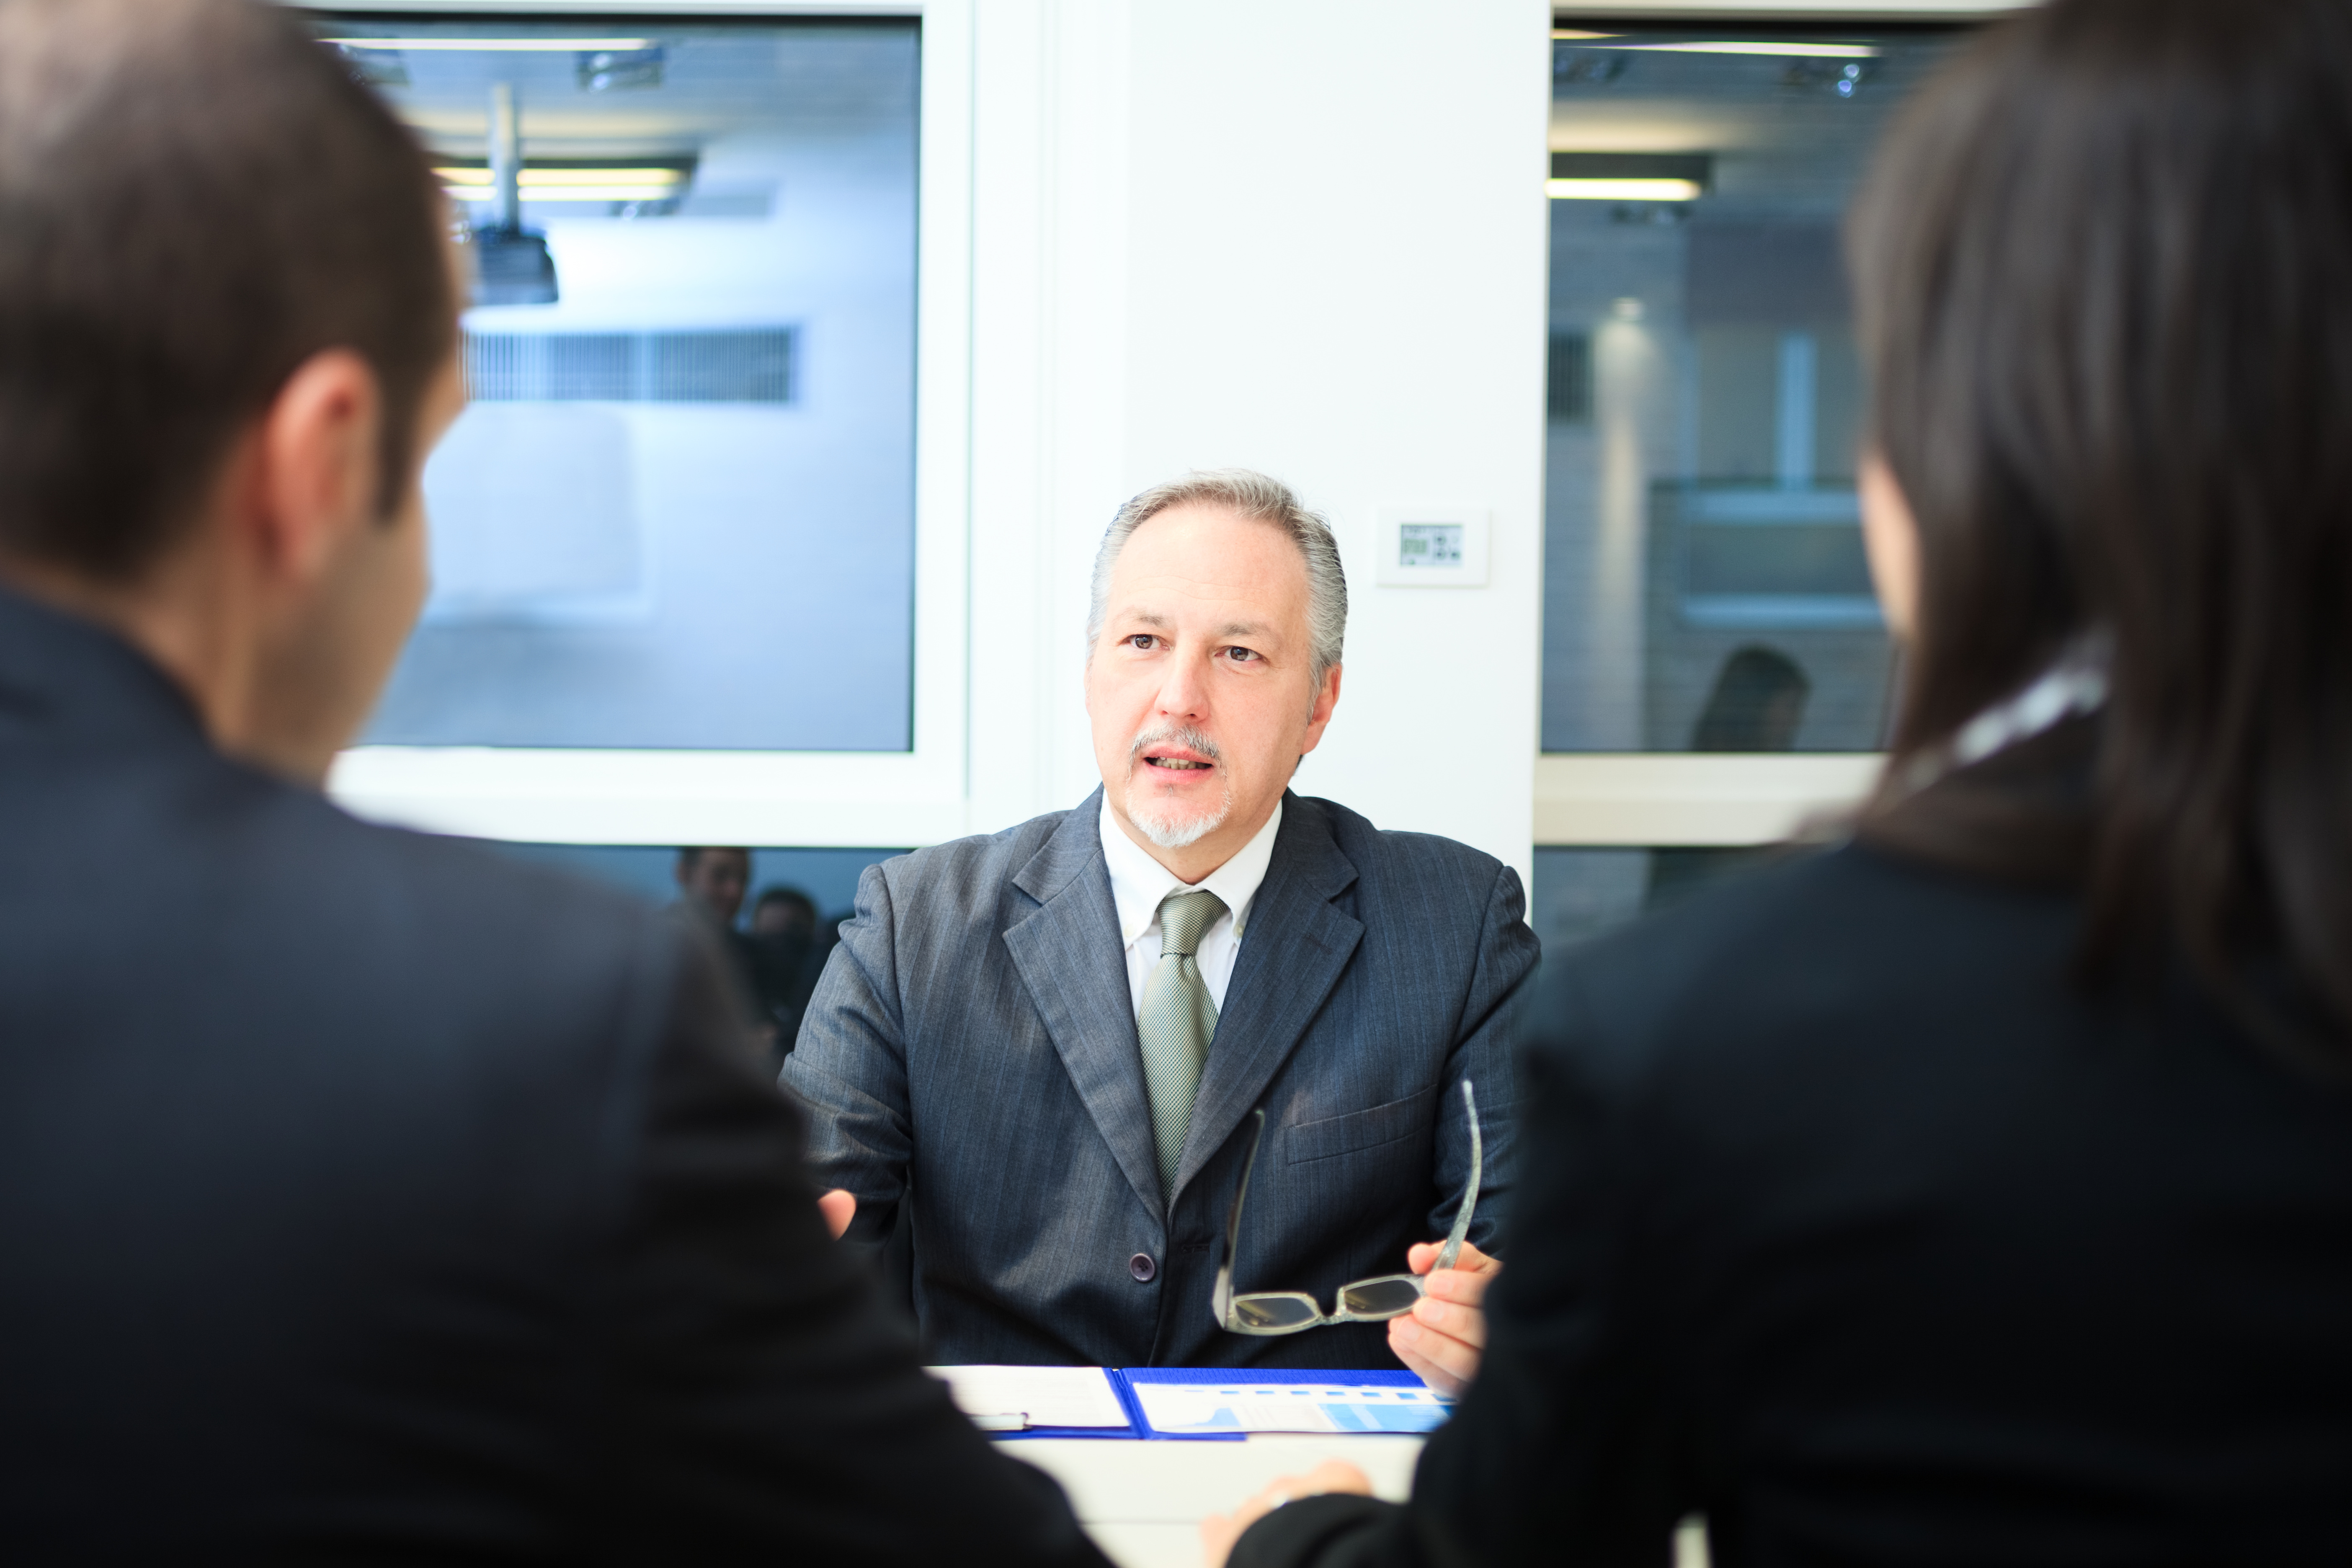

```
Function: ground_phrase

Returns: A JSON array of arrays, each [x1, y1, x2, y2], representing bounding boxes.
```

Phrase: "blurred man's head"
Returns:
[[751, 887, 818, 943], [0, 0, 461, 781], [676, 848, 752, 928], [1083, 470, 1345, 881]]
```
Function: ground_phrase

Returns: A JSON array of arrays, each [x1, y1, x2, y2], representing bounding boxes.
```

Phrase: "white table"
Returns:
[[1011, 1434, 1426, 1568], [1010, 1435, 1712, 1568]]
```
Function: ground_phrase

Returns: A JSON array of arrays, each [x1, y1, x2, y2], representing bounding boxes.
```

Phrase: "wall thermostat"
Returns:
[[1374, 507, 1489, 587]]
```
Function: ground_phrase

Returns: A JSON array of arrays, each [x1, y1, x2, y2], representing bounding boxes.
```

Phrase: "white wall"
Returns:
[[961, 0, 1553, 888]]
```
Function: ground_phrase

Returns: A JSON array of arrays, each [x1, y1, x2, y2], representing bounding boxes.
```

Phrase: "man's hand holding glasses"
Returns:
[[1386, 1234, 1499, 1397], [1213, 1080, 1501, 1393]]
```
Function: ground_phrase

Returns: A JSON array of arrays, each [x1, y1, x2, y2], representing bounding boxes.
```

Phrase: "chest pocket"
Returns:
[[1284, 1084, 1438, 1165]]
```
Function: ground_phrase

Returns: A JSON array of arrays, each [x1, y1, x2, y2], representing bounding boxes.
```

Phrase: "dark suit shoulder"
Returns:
[[232, 772, 676, 1046], [1293, 792, 1512, 900], [865, 803, 1086, 937], [1525, 839, 2089, 1120], [878, 807, 1067, 891], [10, 729, 692, 1122]]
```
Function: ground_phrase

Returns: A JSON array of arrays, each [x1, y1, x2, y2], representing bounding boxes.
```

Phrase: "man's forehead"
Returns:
[[1109, 511, 1307, 603]]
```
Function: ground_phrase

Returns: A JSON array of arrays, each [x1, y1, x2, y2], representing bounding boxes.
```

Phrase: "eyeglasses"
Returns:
[[1212, 1079, 1481, 1336]]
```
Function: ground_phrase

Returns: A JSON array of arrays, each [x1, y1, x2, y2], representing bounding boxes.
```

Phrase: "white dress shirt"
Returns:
[[1098, 797, 1283, 1017]]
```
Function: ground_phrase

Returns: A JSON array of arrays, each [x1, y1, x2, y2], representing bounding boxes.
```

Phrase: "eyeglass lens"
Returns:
[[1230, 1295, 1323, 1331], [1336, 1276, 1424, 1318]]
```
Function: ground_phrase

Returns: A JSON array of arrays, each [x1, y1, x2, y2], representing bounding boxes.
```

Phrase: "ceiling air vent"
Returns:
[[462, 329, 796, 403]]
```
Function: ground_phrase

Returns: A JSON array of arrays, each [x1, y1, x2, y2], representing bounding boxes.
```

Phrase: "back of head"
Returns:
[[1850, 0, 2352, 1050], [0, 0, 454, 579]]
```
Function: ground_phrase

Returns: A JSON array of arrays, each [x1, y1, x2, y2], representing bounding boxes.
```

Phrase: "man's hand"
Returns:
[[1386, 1240, 1499, 1396], [1199, 1460, 1373, 1568], [817, 1188, 856, 1240]]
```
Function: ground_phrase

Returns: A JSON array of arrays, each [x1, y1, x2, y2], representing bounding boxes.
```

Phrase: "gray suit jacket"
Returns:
[[782, 789, 1540, 1368]]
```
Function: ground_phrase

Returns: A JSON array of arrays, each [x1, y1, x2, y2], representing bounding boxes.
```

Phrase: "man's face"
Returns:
[[1084, 503, 1341, 874], [680, 849, 751, 926]]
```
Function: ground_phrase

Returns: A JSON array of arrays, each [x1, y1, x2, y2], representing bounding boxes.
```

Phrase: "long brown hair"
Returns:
[[1850, 0, 2352, 1049]]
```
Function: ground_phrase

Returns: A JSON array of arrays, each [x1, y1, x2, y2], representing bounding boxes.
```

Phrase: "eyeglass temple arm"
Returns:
[[1213, 1108, 1268, 1324], [1434, 1079, 1480, 1272]]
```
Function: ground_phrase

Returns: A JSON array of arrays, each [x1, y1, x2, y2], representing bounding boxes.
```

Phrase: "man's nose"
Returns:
[[1155, 652, 1209, 720]]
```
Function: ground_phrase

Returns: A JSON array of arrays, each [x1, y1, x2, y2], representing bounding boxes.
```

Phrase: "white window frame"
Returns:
[[313, 0, 970, 848], [1533, 753, 1880, 846]]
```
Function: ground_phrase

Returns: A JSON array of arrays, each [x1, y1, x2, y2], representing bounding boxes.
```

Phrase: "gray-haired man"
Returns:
[[784, 470, 1537, 1377]]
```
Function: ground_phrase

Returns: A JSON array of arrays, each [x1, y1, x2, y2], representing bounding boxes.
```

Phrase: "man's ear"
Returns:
[[1299, 662, 1343, 754], [246, 349, 383, 586]]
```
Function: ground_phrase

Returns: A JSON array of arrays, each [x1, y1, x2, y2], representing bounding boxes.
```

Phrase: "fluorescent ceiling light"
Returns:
[[326, 38, 655, 53], [1548, 178, 1703, 201], [438, 168, 686, 186], [438, 167, 687, 203], [456, 187, 678, 203], [1609, 41, 1880, 58]]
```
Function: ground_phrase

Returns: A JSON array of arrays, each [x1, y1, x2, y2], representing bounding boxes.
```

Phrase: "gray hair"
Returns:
[[1086, 468, 1348, 689]]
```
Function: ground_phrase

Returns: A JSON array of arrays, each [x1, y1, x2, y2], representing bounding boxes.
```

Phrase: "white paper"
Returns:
[[1131, 1380, 1454, 1436], [926, 1364, 1132, 1430]]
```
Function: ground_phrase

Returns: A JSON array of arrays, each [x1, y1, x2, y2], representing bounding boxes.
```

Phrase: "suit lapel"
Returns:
[[1004, 792, 1167, 1218], [1173, 794, 1363, 1198]]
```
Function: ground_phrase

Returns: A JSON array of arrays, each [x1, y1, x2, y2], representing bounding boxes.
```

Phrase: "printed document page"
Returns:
[[926, 1365, 1132, 1430], [1131, 1378, 1453, 1435]]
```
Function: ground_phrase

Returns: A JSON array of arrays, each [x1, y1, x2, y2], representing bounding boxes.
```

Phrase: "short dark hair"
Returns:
[[0, 0, 456, 578], [1851, 0, 2352, 1048], [755, 887, 815, 914], [677, 848, 751, 874], [1691, 646, 1810, 753]]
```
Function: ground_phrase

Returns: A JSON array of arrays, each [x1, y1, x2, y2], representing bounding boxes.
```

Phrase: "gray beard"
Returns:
[[1124, 722, 1230, 848], [1126, 777, 1232, 848]]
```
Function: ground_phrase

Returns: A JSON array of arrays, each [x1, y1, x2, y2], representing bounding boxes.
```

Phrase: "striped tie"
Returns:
[[1137, 889, 1226, 1197]]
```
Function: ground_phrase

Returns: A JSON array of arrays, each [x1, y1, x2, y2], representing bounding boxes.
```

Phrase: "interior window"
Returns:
[[1542, 26, 1967, 755], [320, 18, 920, 751]]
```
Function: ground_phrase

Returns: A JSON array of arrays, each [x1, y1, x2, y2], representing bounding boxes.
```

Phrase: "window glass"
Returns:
[[1530, 843, 1818, 953], [1542, 27, 1966, 753], [320, 18, 920, 750]]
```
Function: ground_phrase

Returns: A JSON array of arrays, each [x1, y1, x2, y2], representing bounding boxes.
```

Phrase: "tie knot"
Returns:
[[1157, 889, 1227, 957]]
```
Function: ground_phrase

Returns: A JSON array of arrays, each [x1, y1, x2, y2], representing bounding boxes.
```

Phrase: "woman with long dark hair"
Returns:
[[1212, 1, 2352, 1560]]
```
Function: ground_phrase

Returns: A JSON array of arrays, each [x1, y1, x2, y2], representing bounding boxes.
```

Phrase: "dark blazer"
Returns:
[[782, 789, 1538, 1369], [1238, 721, 2352, 1567], [0, 586, 1106, 1566]]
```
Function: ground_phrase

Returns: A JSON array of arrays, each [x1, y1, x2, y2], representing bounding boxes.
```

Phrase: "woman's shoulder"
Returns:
[[1526, 840, 2085, 1099]]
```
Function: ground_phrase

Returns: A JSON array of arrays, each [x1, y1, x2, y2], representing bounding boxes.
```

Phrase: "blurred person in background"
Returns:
[[0, 1, 1106, 1560], [749, 885, 822, 1065], [752, 884, 818, 944], [672, 844, 769, 1048], [1645, 645, 1813, 910], [1212, 1, 2352, 1561], [675, 844, 752, 930]]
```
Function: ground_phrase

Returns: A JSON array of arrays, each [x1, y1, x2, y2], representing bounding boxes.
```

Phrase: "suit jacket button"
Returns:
[[1129, 1252, 1157, 1283]]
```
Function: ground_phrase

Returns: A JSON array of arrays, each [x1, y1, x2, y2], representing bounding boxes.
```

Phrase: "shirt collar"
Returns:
[[1098, 794, 1284, 948]]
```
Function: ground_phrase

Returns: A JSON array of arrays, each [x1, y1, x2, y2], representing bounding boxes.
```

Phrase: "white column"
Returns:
[[1587, 310, 1664, 751], [1776, 330, 1817, 490]]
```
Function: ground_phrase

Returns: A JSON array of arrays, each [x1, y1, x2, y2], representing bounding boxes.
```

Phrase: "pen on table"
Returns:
[[969, 1411, 1031, 1431]]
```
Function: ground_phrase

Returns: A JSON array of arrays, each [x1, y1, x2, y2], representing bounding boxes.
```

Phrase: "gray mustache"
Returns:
[[1128, 724, 1220, 765]]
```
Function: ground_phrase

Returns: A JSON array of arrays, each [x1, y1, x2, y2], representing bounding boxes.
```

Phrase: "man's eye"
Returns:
[[1127, 634, 1156, 650], [1225, 646, 1261, 663]]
